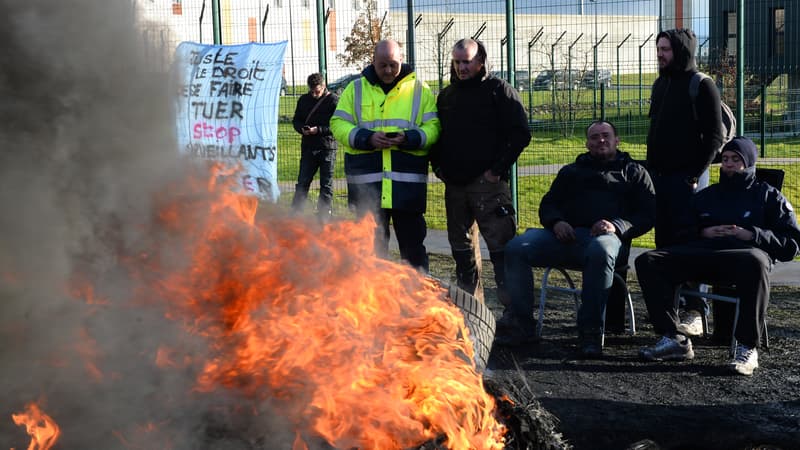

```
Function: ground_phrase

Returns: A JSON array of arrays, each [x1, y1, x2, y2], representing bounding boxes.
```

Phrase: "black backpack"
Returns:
[[689, 72, 736, 162]]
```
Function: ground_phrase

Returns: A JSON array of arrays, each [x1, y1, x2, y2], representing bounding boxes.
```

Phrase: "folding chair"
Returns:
[[677, 167, 784, 355], [675, 286, 769, 356], [537, 262, 636, 346]]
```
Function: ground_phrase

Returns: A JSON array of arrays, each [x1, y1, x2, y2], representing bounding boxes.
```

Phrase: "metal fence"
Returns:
[[143, 0, 799, 248]]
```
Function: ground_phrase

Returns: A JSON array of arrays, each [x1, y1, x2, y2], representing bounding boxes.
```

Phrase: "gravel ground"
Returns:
[[429, 253, 800, 450]]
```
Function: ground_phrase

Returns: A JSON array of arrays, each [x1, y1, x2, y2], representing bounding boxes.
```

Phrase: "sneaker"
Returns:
[[639, 335, 695, 361], [676, 309, 704, 337], [729, 344, 759, 376]]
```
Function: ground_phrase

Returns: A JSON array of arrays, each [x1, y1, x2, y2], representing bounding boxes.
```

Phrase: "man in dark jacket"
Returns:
[[647, 28, 724, 334], [291, 73, 339, 222], [499, 121, 655, 357], [637, 137, 800, 376], [431, 38, 531, 305]]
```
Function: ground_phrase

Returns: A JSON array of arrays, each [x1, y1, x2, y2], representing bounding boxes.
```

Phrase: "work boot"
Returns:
[[578, 329, 603, 359], [453, 248, 482, 298]]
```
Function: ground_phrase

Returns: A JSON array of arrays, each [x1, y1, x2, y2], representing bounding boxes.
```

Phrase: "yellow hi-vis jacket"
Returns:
[[330, 69, 440, 212]]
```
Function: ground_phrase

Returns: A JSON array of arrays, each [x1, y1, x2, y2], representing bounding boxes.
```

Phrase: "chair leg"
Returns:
[[730, 300, 741, 357], [537, 268, 553, 337], [613, 272, 636, 336]]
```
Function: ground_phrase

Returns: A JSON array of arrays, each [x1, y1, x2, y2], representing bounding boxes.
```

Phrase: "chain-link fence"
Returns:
[[143, 0, 799, 248]]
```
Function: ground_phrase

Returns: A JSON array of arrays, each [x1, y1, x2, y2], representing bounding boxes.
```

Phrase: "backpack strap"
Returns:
[[688, 72, 710, 121]]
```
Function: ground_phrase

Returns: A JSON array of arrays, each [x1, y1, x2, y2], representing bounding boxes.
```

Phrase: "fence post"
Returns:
[[437, 18, 455, 92], [568, 34, 583, 124], [406, 1, 416, 69], [616, 33, 631, 118], [527, 28, 544, 125], [638, 33, 653, 116], [592, 33, 607, 119], [316, 0, 327, 78], [551, 31, 567, 125], [211, 0, 221, 44]]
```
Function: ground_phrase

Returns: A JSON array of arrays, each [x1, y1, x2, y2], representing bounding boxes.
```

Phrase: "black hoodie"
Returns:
[[646, 28, 724, 179]]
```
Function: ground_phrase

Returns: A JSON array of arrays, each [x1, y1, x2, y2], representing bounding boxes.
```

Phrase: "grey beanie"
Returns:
[[721, 137, 758, 168]]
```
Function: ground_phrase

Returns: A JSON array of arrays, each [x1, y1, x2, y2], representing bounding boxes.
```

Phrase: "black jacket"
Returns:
[[680, 167, 800, 262], [647, 29, 723, 179], [539, 151, 656, 242], [431, 66, 531, 185], [292, 91, 338, 151]]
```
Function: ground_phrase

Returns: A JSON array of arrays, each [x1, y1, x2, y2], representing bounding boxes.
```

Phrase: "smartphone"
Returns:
[[385, 132, 399, 138]]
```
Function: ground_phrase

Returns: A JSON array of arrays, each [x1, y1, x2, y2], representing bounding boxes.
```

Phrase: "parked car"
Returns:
[[532, 70, 581, 91], [328, 73, 361, 95], [580, 69, 612, 89], [489, 70, 531, 91]]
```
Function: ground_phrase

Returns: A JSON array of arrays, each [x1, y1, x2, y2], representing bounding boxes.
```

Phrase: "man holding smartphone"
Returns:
[[291, 72, 339, 223], [330, 40, 440, 272]]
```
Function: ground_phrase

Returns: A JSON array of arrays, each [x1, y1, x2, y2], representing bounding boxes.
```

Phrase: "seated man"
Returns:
[[498, 120, 656, 357], [636, 137, 800, 375]]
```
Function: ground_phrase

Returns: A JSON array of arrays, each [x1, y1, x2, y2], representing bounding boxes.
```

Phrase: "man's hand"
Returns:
[[302, 126, 319, 136], [369, 131, 405, 149], [590, 219, 616, 237], [701, 224, 754, 241], [553, 221, 576, 243]]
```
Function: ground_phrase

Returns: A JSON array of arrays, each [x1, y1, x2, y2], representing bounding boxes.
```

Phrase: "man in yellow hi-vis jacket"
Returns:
[[331, 40, 440, 272]]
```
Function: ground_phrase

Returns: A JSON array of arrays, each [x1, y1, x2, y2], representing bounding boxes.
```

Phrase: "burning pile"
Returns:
[[8, 166, 506, 449]]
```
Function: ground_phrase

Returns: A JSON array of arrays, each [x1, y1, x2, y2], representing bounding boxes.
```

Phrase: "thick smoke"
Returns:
[[0, 1, 291, 448]]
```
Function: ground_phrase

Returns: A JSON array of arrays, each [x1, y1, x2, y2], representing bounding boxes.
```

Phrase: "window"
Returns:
[[773, 7, 785, 56], [352, 0, 361, 10], [725, 11, 737, 57]]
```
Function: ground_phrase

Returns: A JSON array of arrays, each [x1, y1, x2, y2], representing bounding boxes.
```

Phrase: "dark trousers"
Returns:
[[354, 203, 428, 272], [445, 177, 516, 297], [635, 243, 771, 348], [650, 171, 709, 312], [291, 148, 336, 214]]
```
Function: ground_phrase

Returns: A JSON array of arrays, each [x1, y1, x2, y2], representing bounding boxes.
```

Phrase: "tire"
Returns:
[[436, 280, 496, 372]]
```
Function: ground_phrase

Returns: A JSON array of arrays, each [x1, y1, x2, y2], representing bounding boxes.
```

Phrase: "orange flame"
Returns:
[[130, 166, 506, 449], [11, 402, 60, 450]]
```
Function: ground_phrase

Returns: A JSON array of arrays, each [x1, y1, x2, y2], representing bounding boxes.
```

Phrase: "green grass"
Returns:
[[275, 81, 800, 252]]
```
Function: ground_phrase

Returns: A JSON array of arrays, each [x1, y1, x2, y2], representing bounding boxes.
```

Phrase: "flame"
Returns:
[[130, 165, 506, 449], [11, 402, 60, 450]]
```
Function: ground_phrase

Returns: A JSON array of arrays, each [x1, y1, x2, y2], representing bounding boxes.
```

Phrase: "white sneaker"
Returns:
[[729, 344, 759, 376], [676, 309, 704, 337]]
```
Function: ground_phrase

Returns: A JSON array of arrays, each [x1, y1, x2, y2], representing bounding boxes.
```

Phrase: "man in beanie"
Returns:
[[635, 137, 800, 375], [646, 28, 725, 336]]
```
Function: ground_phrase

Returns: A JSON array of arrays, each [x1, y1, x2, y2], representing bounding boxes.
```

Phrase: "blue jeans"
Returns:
[[505, 227, 622, 332]]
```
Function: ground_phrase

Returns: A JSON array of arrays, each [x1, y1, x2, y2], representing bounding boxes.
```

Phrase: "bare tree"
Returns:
[[337, 0, 391, 69]]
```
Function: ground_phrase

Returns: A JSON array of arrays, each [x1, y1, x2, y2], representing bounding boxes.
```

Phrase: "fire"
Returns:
[[11, 402, 60, 450], [133, 166, 506, 449]]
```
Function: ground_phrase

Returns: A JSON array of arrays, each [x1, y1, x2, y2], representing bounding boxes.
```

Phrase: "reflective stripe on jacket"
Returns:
[[330, 72, 440, 211]]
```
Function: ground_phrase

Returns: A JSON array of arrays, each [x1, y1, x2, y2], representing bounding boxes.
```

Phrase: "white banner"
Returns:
[[174, 41, 288, 202]]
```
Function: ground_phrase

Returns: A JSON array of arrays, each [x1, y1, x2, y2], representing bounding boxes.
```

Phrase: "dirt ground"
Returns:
[[428, 253, 800, 450]]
